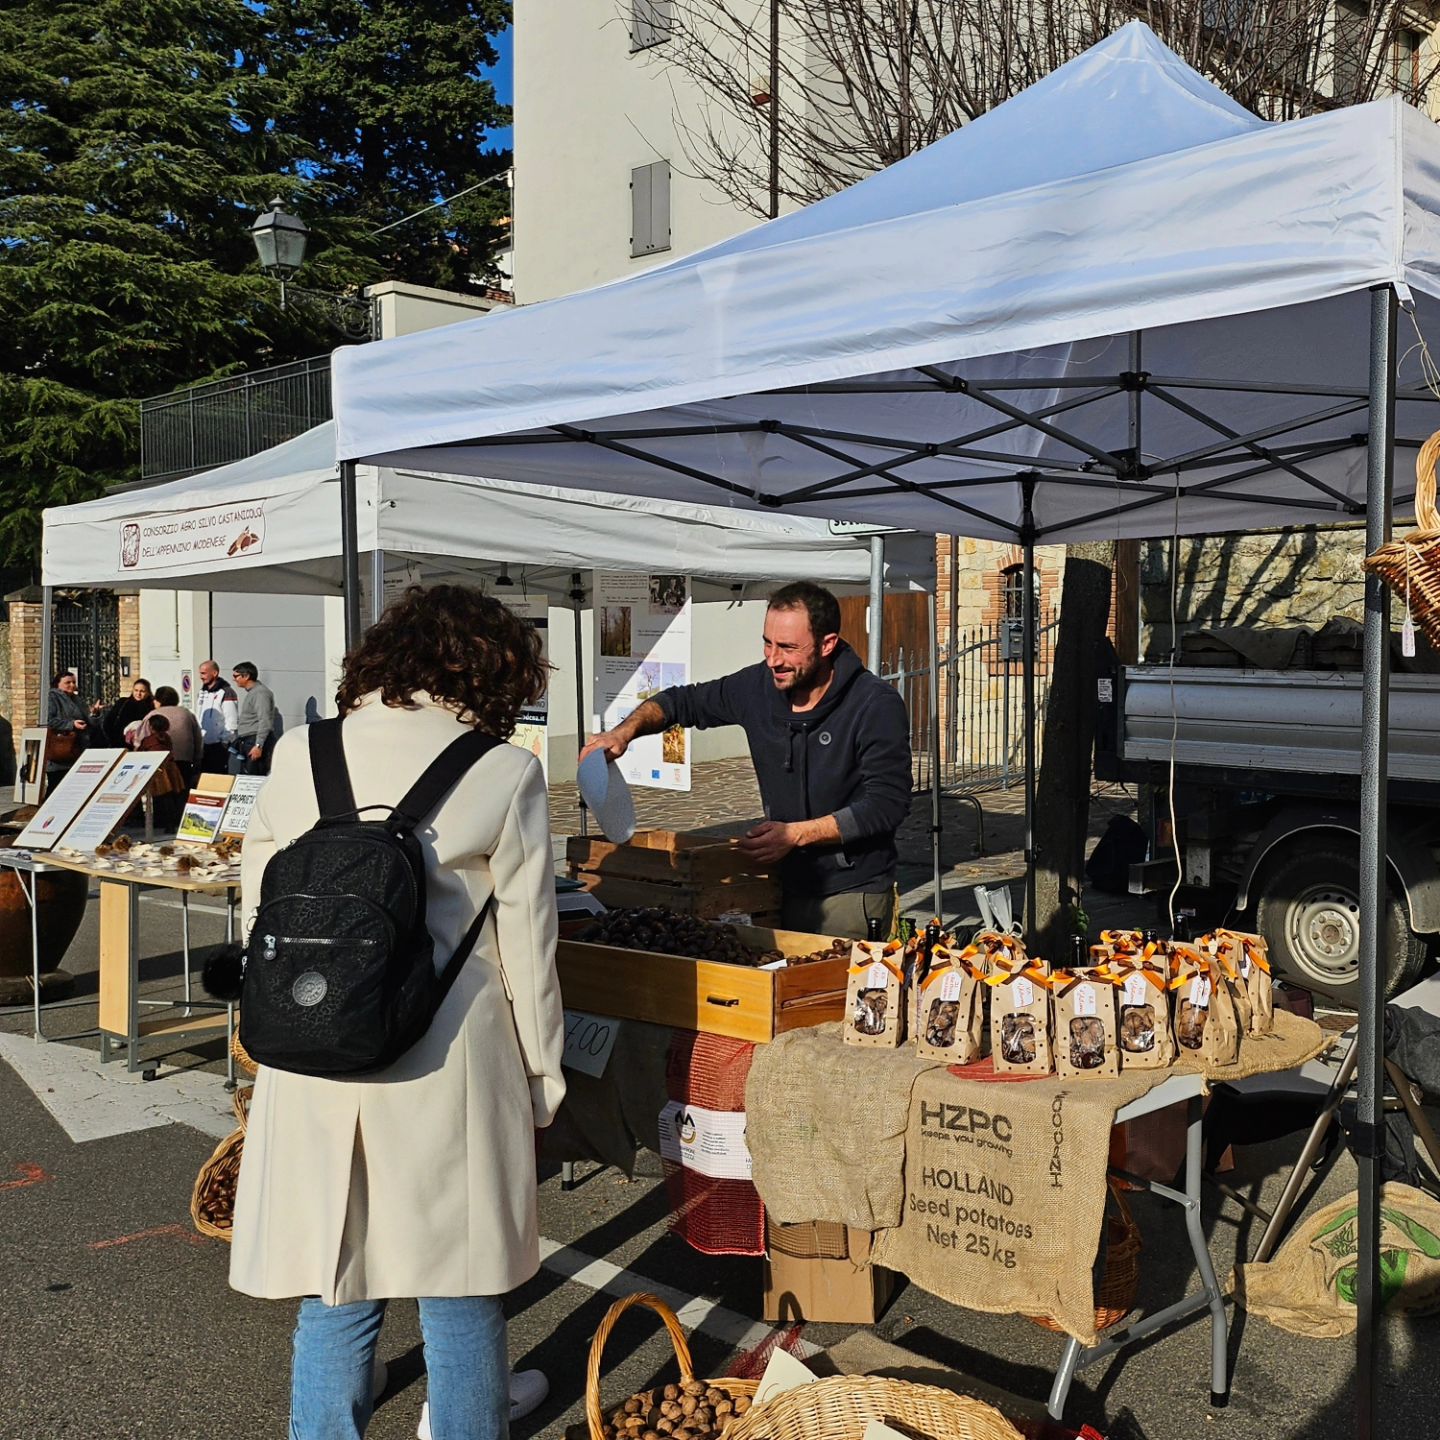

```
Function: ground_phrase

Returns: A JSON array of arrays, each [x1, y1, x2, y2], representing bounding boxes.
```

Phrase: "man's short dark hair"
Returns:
[[768, 582, 841, 640], [232, 661, 258, 682]]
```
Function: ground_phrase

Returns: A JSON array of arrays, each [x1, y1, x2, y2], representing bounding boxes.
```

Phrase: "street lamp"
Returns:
[[250, 196, 375, 339]]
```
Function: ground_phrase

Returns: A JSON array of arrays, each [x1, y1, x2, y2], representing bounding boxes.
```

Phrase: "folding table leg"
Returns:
[[1184, 1095, 1229, 1405], [1046, 1337, 1084, 1419], [181, 890, 192, 1010], [24, 870, 43, 1041]]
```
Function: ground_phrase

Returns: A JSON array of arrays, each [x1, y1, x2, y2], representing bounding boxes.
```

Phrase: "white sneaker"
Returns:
[[415, 1370, 549, 1437]]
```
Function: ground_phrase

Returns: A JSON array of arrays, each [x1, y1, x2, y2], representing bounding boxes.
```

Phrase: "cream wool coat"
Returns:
[[229, 693, 565, 1305]]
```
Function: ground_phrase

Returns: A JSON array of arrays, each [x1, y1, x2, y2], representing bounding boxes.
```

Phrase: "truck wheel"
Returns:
[[1255, 840, 1428, 1006]]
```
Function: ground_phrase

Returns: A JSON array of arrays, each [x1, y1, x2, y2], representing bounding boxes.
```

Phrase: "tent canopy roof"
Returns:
[[332, 23, 1440, 545], [41, 422, 932, 597]]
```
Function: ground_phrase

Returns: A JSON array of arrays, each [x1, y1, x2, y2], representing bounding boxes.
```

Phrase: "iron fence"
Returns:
[[140, 354, 333, 482], [53, 591, 121, 709], [882, 610, 1058, 794]]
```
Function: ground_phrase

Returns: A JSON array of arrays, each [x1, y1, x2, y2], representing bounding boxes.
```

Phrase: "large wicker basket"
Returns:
[[725, 1375, 1024, 1440], [189, 1085, 253, 1242], [1028, 1179, 1141, 1334], [586, 1293, 757, 1440], [230, 1027, 258, 1077], [1365, 429, 1440, 646]]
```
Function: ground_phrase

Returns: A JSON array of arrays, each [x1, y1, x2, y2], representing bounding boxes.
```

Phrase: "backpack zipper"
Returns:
[[260, 933, 381, 961]]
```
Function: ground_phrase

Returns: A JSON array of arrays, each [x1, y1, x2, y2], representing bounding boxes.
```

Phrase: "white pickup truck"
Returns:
[[1096, 664, 1440, 1004]]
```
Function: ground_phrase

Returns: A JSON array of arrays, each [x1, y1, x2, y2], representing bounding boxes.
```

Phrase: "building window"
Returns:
[[630, 0, 672, 51], [631, 160, 671, 258], [1392, 26, 1422, 100], [1334, 1, 1369, 102]]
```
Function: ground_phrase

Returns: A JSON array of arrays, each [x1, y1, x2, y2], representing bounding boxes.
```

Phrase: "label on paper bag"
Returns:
[[1403, 615, 1417, 658], [1123, 973, 1149, 1006], [939, 971, 963, 1003], [1013, 976, 1035, 1007], [866, 963, 888, 990], [1074, 983, 1097, 1017], [1190, 975, 1212, 1010], [658, 1101, 752, 1181]]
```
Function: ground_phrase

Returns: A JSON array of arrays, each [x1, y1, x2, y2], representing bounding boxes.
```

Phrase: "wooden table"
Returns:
[[39, 853, 241, 1080]]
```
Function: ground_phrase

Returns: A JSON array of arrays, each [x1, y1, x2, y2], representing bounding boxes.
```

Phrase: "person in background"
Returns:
[[582, 581, 912, 939], [45, 671, 93, 780], [130, 714, 188, 829], [128, 685, 204, 787], [230, 584, 565, 1440], [229, 662, 276, 776], [197, 659, 239, 774], [99, 677, 155, 747]]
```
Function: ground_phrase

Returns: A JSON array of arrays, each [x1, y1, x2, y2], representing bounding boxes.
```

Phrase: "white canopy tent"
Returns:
[[330, 23, 1433, 1430]]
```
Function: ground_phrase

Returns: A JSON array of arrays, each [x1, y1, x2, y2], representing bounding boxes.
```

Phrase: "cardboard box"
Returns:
[[762, 1225, 895, 1324]]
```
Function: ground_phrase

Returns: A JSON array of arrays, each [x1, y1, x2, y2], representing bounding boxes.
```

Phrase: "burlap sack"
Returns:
[[914, 946, 986, 1065], [745, 1024, 942, 1230], [987, 951, 1053, 1076], [846, 941, 907, 1049], [1233, 1183, 1440, 1338], [1109, 960, 1175, 1071], [873, 1064, 1158, 1344], [1053, 969, 1120, 1080]]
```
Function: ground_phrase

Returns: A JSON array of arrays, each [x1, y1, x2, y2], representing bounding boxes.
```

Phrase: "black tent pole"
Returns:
[[1021, 476, 1037, 937], [340, 460, 362, 651], [1356, 282, 1397, 1439]]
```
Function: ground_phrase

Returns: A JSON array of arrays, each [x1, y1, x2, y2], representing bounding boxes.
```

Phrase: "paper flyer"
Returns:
[[176, 790, 229, 844], [657, 1101, 751, 1181], [594, 570, 691, 792], [57, 753, 168, 852], [218, 775, 266, 838], [13, 750, 125, 850]]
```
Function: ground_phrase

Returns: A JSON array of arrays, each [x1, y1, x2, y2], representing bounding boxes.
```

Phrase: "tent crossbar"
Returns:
[[1147, 385, 1359, 508], [565, 422, 766, 441], [934, 385, 1125, 453], [916, 367, 1128, 474], [1157, 397, 1371, 471], [549, 425, 765, 503], [759, 373, 1113, 397], [1144, 375, 1371, 399]]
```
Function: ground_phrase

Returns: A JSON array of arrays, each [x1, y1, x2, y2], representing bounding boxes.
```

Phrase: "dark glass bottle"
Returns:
[[866, 916, 885, 941]]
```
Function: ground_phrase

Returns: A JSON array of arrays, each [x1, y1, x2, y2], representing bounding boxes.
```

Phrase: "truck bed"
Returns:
[[1118, 666, 1440, 784]]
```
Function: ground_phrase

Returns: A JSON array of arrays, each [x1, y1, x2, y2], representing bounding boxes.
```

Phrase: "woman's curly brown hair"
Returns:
[[336, 585, 549, 738]]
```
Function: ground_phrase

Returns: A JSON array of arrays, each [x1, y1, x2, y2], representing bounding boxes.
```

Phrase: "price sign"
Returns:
[[561, 1009, 620, 1079]]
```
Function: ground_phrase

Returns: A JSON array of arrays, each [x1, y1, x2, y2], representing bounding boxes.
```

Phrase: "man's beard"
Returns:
[[771, 659, 821, 691]]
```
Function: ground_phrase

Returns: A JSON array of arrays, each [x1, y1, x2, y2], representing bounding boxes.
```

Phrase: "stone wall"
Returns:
[[1140, 525, 1367, 655]]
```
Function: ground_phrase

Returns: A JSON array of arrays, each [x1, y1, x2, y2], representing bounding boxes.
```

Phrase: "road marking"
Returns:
[[0, 1032, 236, 1144], [0, 1161, 54, 1193], [88, 1223, 208, 1251], [537, 1237, 818, 1365]]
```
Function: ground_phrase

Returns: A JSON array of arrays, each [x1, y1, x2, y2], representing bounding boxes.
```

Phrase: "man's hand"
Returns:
[[739, 820, 799, 867], [578, 730, 628, 765], [248, 745, 263, 761]]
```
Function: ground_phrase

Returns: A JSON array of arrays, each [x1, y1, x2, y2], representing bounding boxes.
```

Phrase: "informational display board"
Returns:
[[13, 750, 125, 850], [503, 592, 549, 778], [57, 753, 168, 852], [218, 775, 265, 838], [593, 571, 692, 792], [176, 775, 233, 844]]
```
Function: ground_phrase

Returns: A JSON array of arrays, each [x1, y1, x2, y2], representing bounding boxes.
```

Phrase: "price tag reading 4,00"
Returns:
[[562, 1009, 621, 1079]]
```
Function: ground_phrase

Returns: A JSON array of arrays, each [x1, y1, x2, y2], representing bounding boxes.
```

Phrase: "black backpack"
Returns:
[[238, 717, 502, 1077]]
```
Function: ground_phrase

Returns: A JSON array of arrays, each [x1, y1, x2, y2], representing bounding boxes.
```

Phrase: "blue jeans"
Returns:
[[289, 1295, 508, 1440]]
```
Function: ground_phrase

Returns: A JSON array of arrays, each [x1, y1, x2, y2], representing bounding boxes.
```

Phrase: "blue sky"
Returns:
[[486, 24, 514, 154]]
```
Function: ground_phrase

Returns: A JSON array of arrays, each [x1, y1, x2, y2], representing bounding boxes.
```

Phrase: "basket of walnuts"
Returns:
[[586, 1293, 757, 1440]]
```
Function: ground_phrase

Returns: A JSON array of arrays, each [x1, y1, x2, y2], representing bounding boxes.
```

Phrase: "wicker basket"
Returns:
[[586, 1293, 758, 1440], [230, 1027, 258, 1077], [1364, 429, 1440, 646], [1028, 1179, 1141, 1334], [189, 1086, 253, 1242], [725, 1375, 1024, 1440]]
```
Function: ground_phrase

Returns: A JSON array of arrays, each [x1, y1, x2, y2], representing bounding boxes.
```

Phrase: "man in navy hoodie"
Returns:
[[581, 582, 912, 938]]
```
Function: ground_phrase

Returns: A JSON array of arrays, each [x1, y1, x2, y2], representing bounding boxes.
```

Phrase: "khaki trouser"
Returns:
[[779, 886, 899, 941]]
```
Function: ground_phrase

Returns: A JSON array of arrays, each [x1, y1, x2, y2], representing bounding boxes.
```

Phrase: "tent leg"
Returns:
[[1356, 283, 1397, 1440], [571, 572, 589, 837], [928, 587, 943, 919], [340, 461, 362, 650], [369, 547, 386, 625], [868, 535, 885, 673], [1021, 485, 1037, 937], [38, 586, 53, 733]]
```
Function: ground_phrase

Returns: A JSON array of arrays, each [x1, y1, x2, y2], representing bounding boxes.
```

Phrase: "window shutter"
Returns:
[[631, 160, 670, 257]]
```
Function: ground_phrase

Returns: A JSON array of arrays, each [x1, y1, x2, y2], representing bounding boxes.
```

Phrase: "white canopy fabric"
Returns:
[[331, 22, 1440, 545], [41, 421, 932, 597]]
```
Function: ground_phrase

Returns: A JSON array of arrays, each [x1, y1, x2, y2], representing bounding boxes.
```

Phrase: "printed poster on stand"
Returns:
[[176, 774, 234, 844], [56, 753, 169, 852], [219, 775, 266, 838], [13, 750, 125, 850], [593, 571, 691, 792]]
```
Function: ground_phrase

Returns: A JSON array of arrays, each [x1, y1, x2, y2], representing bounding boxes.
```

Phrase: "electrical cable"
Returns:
[[1166, 471, 1184, 933]]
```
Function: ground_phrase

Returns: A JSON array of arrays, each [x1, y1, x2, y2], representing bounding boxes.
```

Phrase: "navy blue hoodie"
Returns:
[[654, 641, 912, 898]]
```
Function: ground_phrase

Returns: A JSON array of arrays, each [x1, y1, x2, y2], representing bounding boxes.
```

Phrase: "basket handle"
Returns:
[[1415, 430, 1440, 532], [586, 1292, 696, 1440]]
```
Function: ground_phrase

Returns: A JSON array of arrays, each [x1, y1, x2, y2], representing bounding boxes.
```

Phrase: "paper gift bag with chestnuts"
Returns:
[[914, 943, 988, 1063], [1170, 947, 1241, 1066], [1212, 928, 1274, 1036], [986, 947, 1054, 1075], [845, 940, 907, 1048], [1052, 967, 1122, 1079], [1104, 956, 1176, 1070]]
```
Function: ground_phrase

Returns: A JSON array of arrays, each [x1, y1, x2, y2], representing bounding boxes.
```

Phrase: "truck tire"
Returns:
[[1254, 839, 1428, 1006]]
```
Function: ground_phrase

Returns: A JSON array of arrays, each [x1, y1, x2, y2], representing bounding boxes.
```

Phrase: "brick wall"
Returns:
[[118, 593, 140, 678], [8, 600, 44, 737]]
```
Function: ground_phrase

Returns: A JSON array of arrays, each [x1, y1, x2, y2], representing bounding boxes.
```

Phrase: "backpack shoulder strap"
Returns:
[[391, 728, 504, 833], [309, 718, 358, 820]]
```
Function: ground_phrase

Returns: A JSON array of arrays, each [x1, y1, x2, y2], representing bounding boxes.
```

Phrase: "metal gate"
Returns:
[[53, 591, 121, 708]]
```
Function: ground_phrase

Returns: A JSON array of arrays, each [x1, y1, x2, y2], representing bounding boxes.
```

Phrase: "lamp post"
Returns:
[[250, 197, 375, 340]]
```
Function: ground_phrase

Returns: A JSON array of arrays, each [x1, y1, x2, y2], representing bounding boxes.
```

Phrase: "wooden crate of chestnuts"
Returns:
[[557, 907, 851, 1044], [566, 830, 781, 923]]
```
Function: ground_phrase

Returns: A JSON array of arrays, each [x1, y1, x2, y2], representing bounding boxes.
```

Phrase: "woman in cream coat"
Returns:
[[229, 585, 565, 1440]]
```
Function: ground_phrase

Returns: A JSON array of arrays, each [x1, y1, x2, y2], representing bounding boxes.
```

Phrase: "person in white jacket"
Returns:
[[196, 659, 239, 773], [230, 585, 566, 1440]]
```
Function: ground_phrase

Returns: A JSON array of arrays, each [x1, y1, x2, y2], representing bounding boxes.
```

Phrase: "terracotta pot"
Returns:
[[0, 833, 87, 996]]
